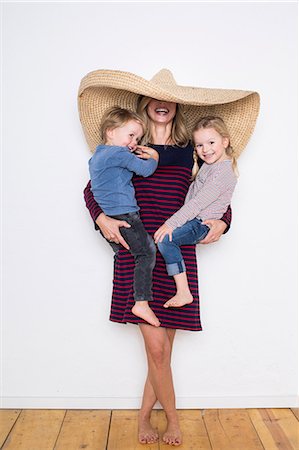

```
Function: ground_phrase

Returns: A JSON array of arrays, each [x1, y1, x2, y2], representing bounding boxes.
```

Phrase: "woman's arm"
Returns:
[[84, 180, 103, 225], [200, 205, 232, 244], [83, 181, 131, 249], [220, 205, 231, 232]]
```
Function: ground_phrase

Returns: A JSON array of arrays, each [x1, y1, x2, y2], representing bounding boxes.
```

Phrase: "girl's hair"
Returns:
[[100, 106, 145, 142], [137, 96, 189, 147], [191, 116, 239, 179]]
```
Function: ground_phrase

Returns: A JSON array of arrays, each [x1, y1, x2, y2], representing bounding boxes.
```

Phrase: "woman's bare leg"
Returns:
[[139, 325, 182, 446], [138, 374, 159, 444], [138, 328, 176, 444]]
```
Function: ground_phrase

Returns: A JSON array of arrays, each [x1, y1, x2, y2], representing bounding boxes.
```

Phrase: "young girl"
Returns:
[[154, 116, 238, 308], [89, 107, 160, 326]]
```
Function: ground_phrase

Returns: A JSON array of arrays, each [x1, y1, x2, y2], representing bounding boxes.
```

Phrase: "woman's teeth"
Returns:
[[155, 108, 169, 114]]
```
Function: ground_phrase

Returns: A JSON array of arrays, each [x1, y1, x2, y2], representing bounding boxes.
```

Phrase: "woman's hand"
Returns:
[[200, 219, 227, 244], [154, 223, 173, 243], [133, 146, 159, 161], [96, 213, 131, 250]]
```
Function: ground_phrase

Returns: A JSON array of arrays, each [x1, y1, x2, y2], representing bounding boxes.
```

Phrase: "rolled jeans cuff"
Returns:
[[134, 293, 153, 302], [166, 260, 186, 276]]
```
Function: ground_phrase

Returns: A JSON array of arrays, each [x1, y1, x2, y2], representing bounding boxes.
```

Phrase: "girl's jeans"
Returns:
[[157, 218, 209, 276], [105, 211, 156, 301]]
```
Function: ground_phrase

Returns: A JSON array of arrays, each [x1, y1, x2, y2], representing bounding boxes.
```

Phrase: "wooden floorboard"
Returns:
[[158, 410, 211, 449], [0, 408, 298, 449], [267, 409, 299, 450], [291, 408, 299, 420], [248, 408, 297, 450], [1, 410, 66, 450], [54, 410, 111, 450], [204, 409, 264, 450], [107, 410, 159, 450], [0, 410, 21, 448], [203, 409, 240, 449]]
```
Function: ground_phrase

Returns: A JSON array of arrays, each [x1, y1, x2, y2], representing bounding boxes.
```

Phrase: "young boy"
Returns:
[[89, 107, 160, 327]]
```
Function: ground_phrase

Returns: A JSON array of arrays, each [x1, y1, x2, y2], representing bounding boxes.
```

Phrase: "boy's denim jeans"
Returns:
[[157, 218, 210, 276], [105, 211, 156, 301]]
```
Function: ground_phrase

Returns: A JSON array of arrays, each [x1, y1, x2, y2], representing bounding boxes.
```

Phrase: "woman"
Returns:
[[80, 69, 259, 446]]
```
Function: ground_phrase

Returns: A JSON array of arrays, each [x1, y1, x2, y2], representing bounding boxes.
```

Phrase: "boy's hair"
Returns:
[[100, 107, 145, 142], [191, 116, 239, 179]]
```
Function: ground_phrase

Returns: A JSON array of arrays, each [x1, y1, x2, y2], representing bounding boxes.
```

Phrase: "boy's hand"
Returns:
[[132, 146, 159, 161], [154, 223, 174, 243]]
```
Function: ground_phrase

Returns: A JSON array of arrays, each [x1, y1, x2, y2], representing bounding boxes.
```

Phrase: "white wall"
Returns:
[[2, 2, 298, 408]]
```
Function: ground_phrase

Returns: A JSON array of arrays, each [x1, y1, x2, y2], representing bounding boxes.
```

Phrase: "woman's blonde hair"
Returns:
[[137, 96, 189, 147], [100, 106, 145, 142], [191, 116, 239, 180]]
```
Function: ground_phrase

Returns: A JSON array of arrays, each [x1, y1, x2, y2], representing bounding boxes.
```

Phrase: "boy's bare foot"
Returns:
[[138, 416, 159, 444], [163, 292, 193, 308], [163, 421, 182, 446], [132, 301, 160, 327]]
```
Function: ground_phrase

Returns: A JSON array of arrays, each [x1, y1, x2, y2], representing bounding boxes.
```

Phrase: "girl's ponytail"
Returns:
[[191, 149, 200, 181], [225, 145, 239, 177]]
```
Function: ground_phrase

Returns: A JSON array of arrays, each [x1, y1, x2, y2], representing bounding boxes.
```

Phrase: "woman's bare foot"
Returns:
[[163, 292, 193, 308], [138, 415, 159, 444], [132, 301, 160, 327], [163, 420, 182, 446]]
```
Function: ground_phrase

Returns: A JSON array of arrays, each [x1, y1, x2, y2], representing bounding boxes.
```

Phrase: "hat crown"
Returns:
[[150, 69, 177, 88], [79, 68, 260, 156]]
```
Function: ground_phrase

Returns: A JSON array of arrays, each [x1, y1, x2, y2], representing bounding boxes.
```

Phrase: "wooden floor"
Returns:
[[0, 408, 298, 449]]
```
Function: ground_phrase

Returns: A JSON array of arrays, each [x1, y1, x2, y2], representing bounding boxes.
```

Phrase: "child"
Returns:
[[154, 116, 238, 308], [89, 107, 160, 326]]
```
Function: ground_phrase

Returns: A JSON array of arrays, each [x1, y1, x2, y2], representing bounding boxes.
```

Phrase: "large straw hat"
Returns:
[[78, 68, 260, 157]]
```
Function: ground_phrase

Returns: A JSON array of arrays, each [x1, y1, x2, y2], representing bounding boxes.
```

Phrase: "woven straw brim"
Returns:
[[78, 69, 260, 157]]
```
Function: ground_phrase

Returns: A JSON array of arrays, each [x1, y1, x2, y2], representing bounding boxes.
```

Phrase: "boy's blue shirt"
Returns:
[[89, 145, 158, 216]]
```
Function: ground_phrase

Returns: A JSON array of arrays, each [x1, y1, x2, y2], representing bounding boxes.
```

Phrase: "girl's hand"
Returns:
[[96, 213, 131, 250], [200, 219, 227, 244], [133, 146, 159, 161], [154, 223, 173, 243]]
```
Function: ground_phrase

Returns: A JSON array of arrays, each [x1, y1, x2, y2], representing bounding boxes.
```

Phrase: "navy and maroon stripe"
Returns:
[[83, 143, 232, 331]]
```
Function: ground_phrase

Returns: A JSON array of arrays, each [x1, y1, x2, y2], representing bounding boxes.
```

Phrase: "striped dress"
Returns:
[[84, 143, 231, 331]]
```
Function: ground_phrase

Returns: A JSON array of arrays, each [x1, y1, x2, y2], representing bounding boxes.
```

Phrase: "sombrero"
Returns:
[[78, 68, 260, 157]]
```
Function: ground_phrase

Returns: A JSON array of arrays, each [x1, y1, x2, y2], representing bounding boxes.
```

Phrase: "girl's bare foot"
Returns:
[[163, 420, 182, 446], [138, 415, 159, 444], [132, 301, 160, 327], [163, 292, 193, 308]]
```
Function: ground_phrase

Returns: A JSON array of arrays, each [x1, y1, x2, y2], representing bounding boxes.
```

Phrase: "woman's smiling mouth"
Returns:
[[155, 108, 169, 115]]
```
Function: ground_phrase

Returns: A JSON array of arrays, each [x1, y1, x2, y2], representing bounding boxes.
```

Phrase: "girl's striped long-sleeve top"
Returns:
[[166, 160, 237, 230]]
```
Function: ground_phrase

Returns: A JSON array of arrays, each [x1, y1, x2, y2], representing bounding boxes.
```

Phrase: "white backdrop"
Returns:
[[2, 2, 298, 408]]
